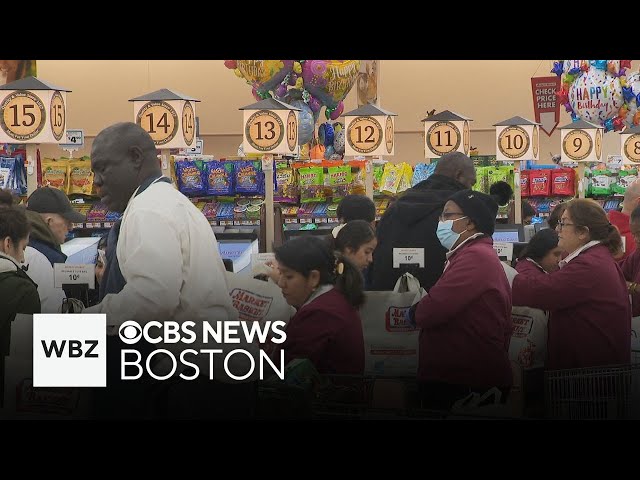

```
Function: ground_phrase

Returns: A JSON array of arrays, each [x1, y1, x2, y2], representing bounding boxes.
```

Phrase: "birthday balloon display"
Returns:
[[225, 59, 361, 156], [553, 59, 633, 131], [568, 69, 623, 124]]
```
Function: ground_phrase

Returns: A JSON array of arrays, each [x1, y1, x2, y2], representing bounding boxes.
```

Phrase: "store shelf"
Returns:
[[72, 222, 116, 230], [209, 220, 260, 227]]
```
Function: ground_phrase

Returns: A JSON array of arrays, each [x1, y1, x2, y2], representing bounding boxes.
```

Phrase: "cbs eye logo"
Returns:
[[119, 321, 142, 344]]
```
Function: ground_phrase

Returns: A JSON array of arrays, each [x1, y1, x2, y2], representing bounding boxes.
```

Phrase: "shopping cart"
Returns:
[[545, 363, 640, 420]]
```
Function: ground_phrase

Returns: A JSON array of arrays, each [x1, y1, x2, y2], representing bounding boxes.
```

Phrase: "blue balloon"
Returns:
[[324, 145, 336, 160], [288, 99, 315, 145], [623, 86, 635, 102], [594, 60, 607, 70], [551, 61, 564, 76]]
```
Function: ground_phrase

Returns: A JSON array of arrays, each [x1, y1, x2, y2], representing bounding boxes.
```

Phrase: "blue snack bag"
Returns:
[[205, 160, 234, 196], [175, 159, 205, 196], [234, 160, 265, 195]]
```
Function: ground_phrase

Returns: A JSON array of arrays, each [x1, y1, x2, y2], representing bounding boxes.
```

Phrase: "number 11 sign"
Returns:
[[422, 110, 472, 159], [240, 98, 300, 155]]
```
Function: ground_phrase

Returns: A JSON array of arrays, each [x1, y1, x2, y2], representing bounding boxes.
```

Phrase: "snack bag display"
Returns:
[[205, 160, 234, 196], [380, 162, 402, 196], [328, 165, 352, 201], [411, 162, 437, 187], [551, 168, 575, 196], [68, 160, 94, 195], [520, 170, 530, 197], [473, 166, 489, 193], [175, 159, 205, 196], [298, 166, 325, 203], [41, 159, 69, 192], [613, 169, 638, 195], [234, 160, 265, 195], [373, 163, 385, 195], [0, 157, 16, 190], [397, 162, 414, 194], [274, 166, 299, 203], [529, 169, 551, 196], [590, 170, 614, 196], [349, 166, 366, 196]]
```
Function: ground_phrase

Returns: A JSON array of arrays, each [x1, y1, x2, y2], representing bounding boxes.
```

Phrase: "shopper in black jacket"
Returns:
[[367, 152, 476, 291]]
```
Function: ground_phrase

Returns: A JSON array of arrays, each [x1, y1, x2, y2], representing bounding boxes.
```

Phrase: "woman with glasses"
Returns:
[[409, 189, 513, 410], [512, 199, 630, 370]]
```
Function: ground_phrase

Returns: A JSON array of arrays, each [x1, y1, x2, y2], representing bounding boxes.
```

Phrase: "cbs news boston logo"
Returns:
[[33, 314, 107, 387]]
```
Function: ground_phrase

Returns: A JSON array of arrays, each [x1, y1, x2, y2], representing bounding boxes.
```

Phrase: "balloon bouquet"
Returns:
[[551, 60, 640, 131], [225, 60, 360, 160]]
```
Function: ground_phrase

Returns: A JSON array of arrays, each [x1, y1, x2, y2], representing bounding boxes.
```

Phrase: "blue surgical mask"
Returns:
[[436, 217, 468, 250]]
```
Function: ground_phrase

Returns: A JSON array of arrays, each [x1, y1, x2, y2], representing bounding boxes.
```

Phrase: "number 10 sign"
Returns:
[[240, 98, 300, 155]]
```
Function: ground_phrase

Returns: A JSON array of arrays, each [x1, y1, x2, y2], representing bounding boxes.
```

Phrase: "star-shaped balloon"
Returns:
[[556, 89, 569, 104], [623, 86, 635, 102], [594, 60, 607, 70], [604, 118, 614, 131], [613, 116, 625, 131], [551, 61, 564, 76], [621, 60, 632, 69], [565, 103, 574, 113]]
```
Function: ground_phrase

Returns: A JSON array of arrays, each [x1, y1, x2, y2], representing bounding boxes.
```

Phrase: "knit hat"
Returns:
[[448, 189, 499, 235]]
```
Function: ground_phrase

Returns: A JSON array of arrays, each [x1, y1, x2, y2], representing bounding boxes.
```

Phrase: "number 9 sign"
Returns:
[[562, 129, 593, 161]]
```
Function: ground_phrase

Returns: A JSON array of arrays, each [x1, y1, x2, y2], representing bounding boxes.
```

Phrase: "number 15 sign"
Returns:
[[0, 76, 71, 144], [240, 98, 300, 155]]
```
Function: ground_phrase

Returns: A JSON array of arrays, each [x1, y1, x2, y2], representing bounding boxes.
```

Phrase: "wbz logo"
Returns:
[[33, 314, 106, 387]]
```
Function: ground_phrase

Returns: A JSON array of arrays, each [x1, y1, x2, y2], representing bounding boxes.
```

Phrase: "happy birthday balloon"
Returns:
[[234, 60, 294, 94], [302, 60, 360, 110], [568, 69, 623, 124]]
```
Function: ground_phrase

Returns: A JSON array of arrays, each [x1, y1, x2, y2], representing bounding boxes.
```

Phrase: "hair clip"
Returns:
[[336, 261, 344, 275]]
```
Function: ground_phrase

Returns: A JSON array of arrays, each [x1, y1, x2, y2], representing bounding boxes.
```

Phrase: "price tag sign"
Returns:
[[179, 138, 203, 156], [136, 100, 179, 146], [0, 90, 47, 141], [393, 248, 425, 268], [498, 126, 530, 159], [493, 241, 514, 261], [426, 121, 461, 157], [60, 129, 84, 149], [54, 263, 95, 289], [562, 129, 593, 161], [347, 116, 383, 154], [624, 134, 640, 164], [245, 110, 284, 152]]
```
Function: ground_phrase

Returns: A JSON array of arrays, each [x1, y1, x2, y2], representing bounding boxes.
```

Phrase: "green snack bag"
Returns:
[[299, 166, 325, 203], [328, 165, 352, 201]]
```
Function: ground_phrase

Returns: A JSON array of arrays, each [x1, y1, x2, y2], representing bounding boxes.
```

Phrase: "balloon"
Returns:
[[551, 61, 564, 76], [308, 96, 321, 113], [568, 69, 623, 124], [564, 60, 587, 74], [310, 144, 325, 160], [288, 99, 315, 146], [333, 129, 345, 155], [622, 72, 640, 127], [224, 60, 237, 70], [234, 60, 294, 95], [323, 145, 336, 160], [329, 101, 344, 120], [302, 60, 360, 110], [275, 84, 287, 99]]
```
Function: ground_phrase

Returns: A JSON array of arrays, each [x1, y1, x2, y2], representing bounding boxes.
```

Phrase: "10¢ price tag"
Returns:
[[54, 264, 95, 289], [393, 248, 425, 268]]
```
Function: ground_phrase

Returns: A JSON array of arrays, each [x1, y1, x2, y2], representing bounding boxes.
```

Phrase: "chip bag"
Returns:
[[68, 160, 94, 195]]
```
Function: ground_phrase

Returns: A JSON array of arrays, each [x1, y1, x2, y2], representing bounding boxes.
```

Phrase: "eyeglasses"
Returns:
[[556, 221, 579, 230], [439, 212, 467, 222]]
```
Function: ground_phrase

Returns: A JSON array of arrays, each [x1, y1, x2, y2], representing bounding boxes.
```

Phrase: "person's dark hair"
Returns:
[[518, 228, 559, 261], [275, 235, 365, 308], [0, 204, 30, 247], [547, 203, 567, 230], [97, 234, 108, 251], [336, 195, 376, 223], [0, 189, 14, 209], [565, 199, 622, 256], [332, 220, 375, 253], [522, 201, 536, 219], [489, 181, 513, 206], [631, 204, 640, 224]]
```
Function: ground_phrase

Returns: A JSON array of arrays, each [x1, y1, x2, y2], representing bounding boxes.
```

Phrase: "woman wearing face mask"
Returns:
[[272, 236, 365, 374], [512, 199, 630, 370], [515, 228, 562, 276], [330, 220, 377, 273], [409, 190, 513, 411]]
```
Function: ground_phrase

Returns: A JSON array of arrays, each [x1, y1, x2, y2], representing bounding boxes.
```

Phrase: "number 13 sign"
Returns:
[[240, 98, 300, 155]]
